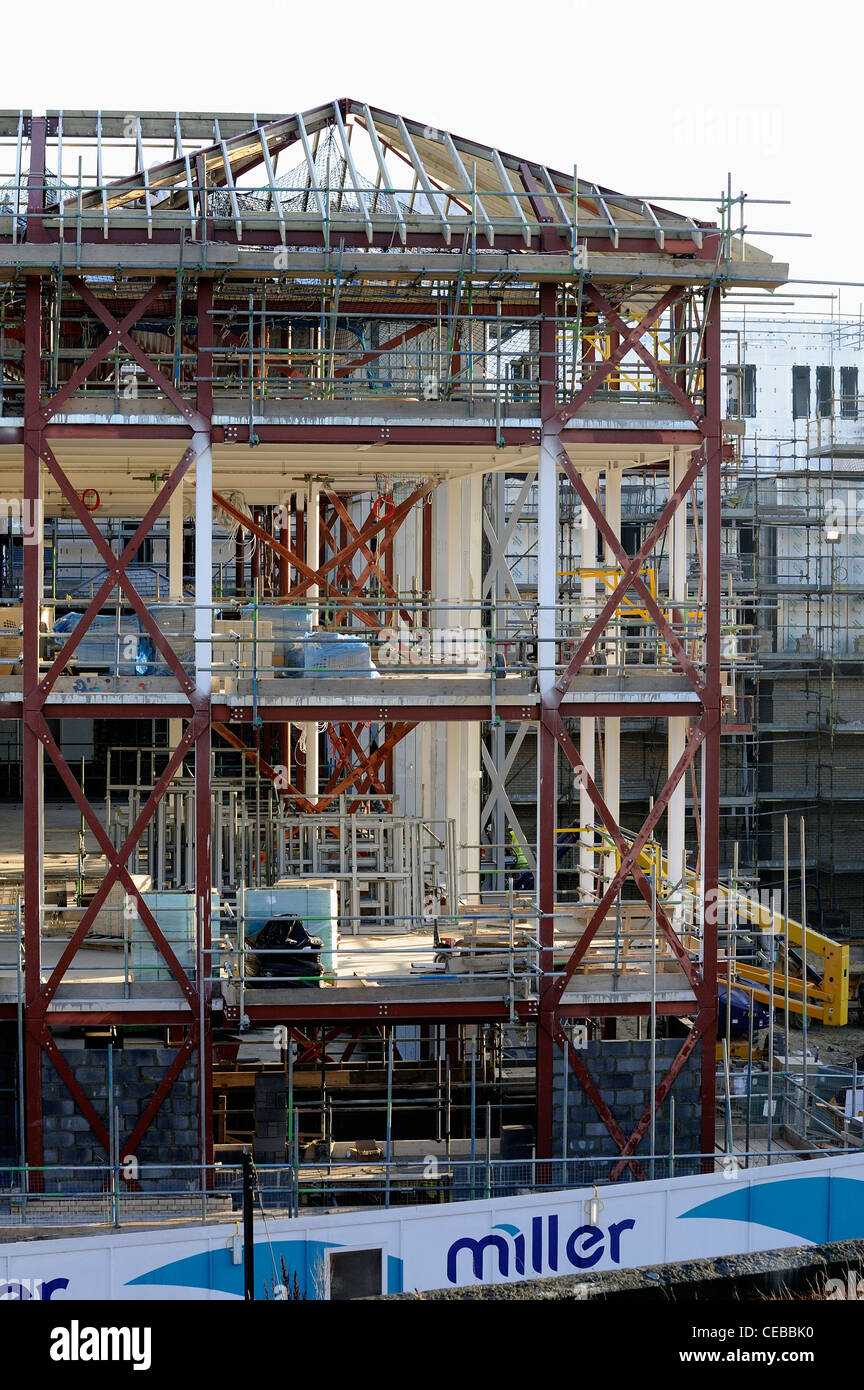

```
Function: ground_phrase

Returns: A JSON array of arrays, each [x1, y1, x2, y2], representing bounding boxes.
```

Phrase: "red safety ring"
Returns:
[[82, 488, 101, 512], [372, 493, 395, 520]]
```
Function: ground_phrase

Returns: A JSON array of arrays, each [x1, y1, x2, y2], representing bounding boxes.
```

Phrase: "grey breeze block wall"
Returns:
[[0, 1025, 18, 1165], [552, 1039, 702, 1160], [41, 1046, 199, 1176]]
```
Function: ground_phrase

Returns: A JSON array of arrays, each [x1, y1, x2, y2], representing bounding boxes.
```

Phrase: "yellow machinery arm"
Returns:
[[713, 885, 849, 1026], [633, 834, 847, 1026]]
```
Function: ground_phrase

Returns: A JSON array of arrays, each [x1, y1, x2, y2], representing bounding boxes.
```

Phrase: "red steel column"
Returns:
[[536, 724, 558, 1155], [278, 500, 291, 771], [700, 286, 723, 1156], [22, 269, 44, 1170], [23, 120, 48, 1171], [196, 277, 214, 1177]]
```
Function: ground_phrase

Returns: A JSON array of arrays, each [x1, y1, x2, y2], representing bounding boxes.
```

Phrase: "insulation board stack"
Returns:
[[0, 604, 21, 675], [280, 632, 379, 678], [244, 880, 338, 979], [211, 619, 274, 686], [130, 890, 218, 984], [243, 604, 313, 675]]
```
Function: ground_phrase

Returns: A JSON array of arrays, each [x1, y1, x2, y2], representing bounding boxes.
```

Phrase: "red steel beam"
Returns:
[[35, 715, 203, 1011], [40, 1027, 112, 1153], [0, 423, 711, 447], [71, 277, 206, 431], [7, 222, 712, 256], [212, 489, 367, 619], [33, 280, 173, 427], [25, 116, 48, 238], [0, 997, 699, 1026], [207, 700, 701, 724], [547, 710, 704, 995], [323, 486, 413, 626], [22, 274, 44, 1170], [557, 446, 705, 692], [122, 1026, 200, 1160], [315, 721, 415, 810], [582, 285, 703, 426], [37, 443, 197, 698], [547, 288, 682, 432], [196, 276, 215, 1178], [607, 1011, 709, 1180], [553, 1031, 646, 1179], [551, 444, 707, 701], [310, 483, 434, 616], [242, 999, 545, 1023], [699, 286, 723, 1158], [213, 721, 311, 810]]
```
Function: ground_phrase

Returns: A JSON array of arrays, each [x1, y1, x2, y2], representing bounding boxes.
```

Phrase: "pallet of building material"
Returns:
[[572, 959, 642, 975], [148, 604, 196, 671], [100, 874, 153, 937], [244, 880, 338, 979], [589, 927, 672, 951], [279, 631, 379, 679], [456, 911, 534, 934], [554, 905, 652, 936], [558, 930, 673, 970], [0, 604, 22, 669], [56, 874, 154, 939], [448, 932, 534, 975], [453, 927, 534, 947], [461, 900, 533, 916], [43, 880, 80, 909], [243, 603, 313, 672], [447, 952, 531, 977], [211, 619, 274, 676]]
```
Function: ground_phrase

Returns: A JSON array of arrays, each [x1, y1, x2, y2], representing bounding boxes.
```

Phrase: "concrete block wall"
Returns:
[[551, 1038, 702, 1161], [0, 1025, 18, 1166], [40, 1045, 199, 1183]]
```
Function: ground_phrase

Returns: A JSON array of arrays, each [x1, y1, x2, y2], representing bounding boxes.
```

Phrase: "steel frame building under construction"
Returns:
[[0, 101, 791, 1196]]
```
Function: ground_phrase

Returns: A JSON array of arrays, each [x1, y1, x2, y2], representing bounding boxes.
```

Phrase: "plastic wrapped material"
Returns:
[[242, 603, 314, 674], [47, 612, 155, 676], [148, 603, 196, 671], [279, 631, 379, 679]]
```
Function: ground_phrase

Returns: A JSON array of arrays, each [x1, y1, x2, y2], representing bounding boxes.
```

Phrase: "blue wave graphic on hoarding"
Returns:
[[679, 1176, 864, 1244], [127, 1239, 404, 1299]]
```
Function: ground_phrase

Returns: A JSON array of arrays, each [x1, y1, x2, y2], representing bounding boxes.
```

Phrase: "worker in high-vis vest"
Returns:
[[507, 826, 534, 891]]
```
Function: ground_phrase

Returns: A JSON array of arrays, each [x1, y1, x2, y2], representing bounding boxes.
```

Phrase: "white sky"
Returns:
[[4, 0, 861, 315]]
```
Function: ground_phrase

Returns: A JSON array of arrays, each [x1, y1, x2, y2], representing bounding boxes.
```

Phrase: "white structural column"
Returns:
[[169, 481, 184, 598], [303, 481, 320, 803], [579, 471, 597, 900], [194, 436, 212, 699], [168, 478, 184, 749], [537, 439, 558, 697], [443, 476, 481, 898], [603, 464, 622, 894], [667, 448, 688, 906], [416, 477, 483, 901], [454, 474, 482, 898], [535, 434, 559, 919]]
